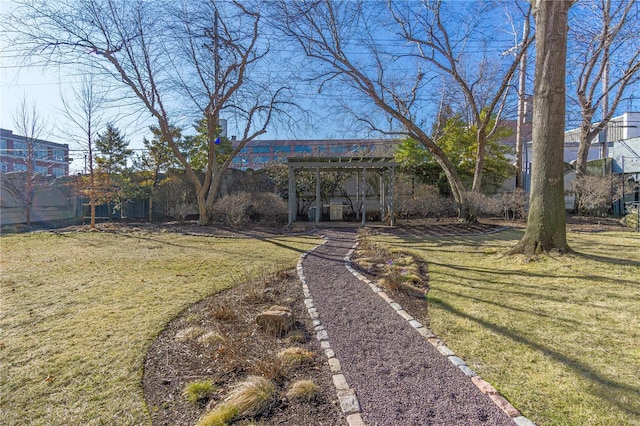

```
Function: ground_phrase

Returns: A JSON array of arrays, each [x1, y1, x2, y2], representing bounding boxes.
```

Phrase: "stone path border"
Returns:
[[342, 237, 537, 426]]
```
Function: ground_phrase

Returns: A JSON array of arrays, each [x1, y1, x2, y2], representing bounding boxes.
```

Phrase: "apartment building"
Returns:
[[0, 128, 70, 177]]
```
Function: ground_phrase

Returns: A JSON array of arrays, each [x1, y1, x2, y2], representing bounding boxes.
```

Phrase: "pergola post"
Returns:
[[315, 167, 321, 224], [361, 167, 367, 226], [389, 166, 396, 226], [288, 165, 295, 225], [356, 170, 360, 221]]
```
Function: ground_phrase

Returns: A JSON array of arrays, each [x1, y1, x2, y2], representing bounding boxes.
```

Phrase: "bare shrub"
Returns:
[[463, 191, 501, 218], [395, 179, 450, 218], [210, 192, 287, 227], [572, 175, 623, 216], [493, 189, 528, 220]]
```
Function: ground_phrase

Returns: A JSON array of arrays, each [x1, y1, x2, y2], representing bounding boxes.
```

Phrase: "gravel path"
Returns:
[[302, 229, 516, 426]]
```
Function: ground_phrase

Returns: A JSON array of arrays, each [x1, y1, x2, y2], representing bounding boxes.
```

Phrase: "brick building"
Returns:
[[0, 128, 70, 177], [230, 138, 397, 170]]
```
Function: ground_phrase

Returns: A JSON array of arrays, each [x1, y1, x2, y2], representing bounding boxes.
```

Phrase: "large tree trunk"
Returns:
[[509, 0, 574, 256]]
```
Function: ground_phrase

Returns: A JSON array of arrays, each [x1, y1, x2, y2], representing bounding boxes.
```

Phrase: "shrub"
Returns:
[[493, 189, 528, 220], [286, 380, 319, 402], [572, 175, 623, 216], [395, 179, 451, 218], [463, 191, 501, 219], [210, 192, 288, 227], [183, 380, 217, 404]]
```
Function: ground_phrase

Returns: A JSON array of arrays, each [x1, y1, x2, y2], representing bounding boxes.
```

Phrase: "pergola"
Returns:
[[287, 156, 398, 226]]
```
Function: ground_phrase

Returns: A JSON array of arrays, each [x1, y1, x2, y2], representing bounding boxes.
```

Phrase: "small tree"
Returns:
[[59, 74, 106, 228], [95, 123, 133, 220], [11, 98, 49, 225]]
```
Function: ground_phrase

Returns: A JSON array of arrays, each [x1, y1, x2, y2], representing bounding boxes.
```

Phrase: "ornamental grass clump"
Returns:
[[196, 402, 238, 426], [226, 375, 276, 418], [175, 326, 206, 342], [183, 380, 217, 404], [197, 376, 275, 426], [277, 347, 314, 366], [286, 380, 319, 402]]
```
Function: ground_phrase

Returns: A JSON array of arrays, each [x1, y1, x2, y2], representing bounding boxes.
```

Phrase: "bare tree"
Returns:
[[569, 0, 640, 178], [389, 0, 533, 193], [11, 97, 49, 225], [9, 0, 290, 225], [60, 74, 106, 228], [509, 0, 576, 256]]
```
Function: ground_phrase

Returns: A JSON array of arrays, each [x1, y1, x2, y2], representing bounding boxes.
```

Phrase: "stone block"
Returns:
[[329, 357, 341, 373], [346, 413, 366, 426], [337, 389, 360, 415], [448, 356, 466, 367], [471, 376, 498, 395], [488, 394, 521, 417], [255, 305, 294, 335], [513, 416, 537, 426], [437, 345, 455, 357], [332, 374, 349, 391], [397, 310, 414, 321]]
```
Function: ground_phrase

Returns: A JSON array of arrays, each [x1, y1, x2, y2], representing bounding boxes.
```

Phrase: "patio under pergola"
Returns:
[[286, 156, 398, 226]]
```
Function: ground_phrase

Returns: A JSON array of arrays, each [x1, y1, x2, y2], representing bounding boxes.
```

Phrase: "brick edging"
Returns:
[[344, 239, 537, 426], [296, 237, 366, 426]]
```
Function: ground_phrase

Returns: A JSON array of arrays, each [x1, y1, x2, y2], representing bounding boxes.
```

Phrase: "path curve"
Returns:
[[301, 229, 519, 426]]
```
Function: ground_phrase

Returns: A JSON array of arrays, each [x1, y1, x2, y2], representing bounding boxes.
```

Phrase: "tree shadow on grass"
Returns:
[[431, 296, 640, 419]]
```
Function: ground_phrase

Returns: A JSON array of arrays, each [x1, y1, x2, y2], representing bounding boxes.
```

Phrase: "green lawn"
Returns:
[[376, 229, 640, 426], [0, 230, 319, 425]]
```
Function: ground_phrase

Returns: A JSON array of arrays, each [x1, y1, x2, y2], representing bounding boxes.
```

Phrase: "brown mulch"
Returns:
[[143, 269, 344, 426]]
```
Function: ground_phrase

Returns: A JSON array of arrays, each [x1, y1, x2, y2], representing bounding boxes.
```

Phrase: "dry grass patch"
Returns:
[[373, 228, 640, 426], [0, 230, 319, 425]]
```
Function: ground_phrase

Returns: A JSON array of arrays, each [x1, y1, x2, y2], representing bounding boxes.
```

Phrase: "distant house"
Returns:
[[0, 128, 70, 177]]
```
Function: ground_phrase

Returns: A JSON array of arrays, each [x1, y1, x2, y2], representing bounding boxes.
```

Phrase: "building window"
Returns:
[[53, 148, 66, 161], [0, 139, 7, 151], [273, 146, 290, 153], [35, 165, 49, 175], [0, 162, 8, 172], [52, 167, 65, 177], [14, 163, 27, 171], [35, 146, 49, 159], [251, 146, 271, 154], [13, 142, 28, 157], [294, 145, 312, 153], [253, 156, 272, 164]]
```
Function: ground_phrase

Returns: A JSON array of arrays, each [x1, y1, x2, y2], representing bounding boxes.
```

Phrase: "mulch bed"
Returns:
[[143, 270, 344, 426]]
